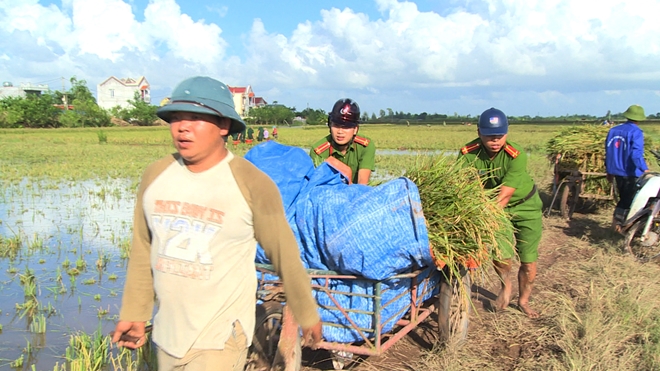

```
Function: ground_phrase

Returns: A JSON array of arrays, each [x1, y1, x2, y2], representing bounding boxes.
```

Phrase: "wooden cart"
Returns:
[[246, 264, 472, 371], [545, 153, 616, 219]]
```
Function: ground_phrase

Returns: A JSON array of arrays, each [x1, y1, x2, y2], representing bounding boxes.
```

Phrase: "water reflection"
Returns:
[[0, 179, 136, 369]]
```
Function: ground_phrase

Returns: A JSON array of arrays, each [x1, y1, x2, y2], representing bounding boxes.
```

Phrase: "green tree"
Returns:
[[68, 77, 96, 103], [250, 105, 295, 126], [123, 91, 158, 126], [56, 77, 111, 127], [0, 93, 60, 128], [298, 107, 326, 125], [59, 97, 111, 127]]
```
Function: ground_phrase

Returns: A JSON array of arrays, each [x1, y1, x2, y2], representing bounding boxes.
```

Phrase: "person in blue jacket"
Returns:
[[605, 104, 648, 230]]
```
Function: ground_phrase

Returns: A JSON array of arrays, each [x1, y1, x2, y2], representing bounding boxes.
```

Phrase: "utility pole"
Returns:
[[61, 77, 68, 109]]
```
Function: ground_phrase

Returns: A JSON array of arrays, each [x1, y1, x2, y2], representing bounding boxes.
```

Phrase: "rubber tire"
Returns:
[[246, 301, 301, 371], [560, 184, 575, 219], [622, 218, 659, 261], [623, 218, 642, 255], [438, 271, 471, 344]]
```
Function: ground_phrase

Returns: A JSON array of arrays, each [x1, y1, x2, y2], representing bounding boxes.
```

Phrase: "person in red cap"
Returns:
[[309, 98, 376, 185]]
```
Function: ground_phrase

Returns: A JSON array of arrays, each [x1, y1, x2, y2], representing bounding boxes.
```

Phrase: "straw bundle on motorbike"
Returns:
[[405, 156, 510, 275]]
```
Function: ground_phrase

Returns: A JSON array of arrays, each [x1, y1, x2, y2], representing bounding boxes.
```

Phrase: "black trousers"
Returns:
[[615, 176, 638, 210]]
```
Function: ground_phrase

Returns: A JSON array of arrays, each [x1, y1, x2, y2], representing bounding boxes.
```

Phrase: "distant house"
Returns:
[[253, 96, 268, 108], [97, 76, 150, 110], [0, 81, 49, 99], [228, 85, 254, 118]]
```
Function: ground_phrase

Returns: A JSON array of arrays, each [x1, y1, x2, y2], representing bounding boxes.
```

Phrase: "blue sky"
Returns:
[[1, 0, 659, 117]]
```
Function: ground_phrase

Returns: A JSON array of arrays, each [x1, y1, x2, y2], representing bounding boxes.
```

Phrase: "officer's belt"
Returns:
[[507, 184, 537, 208]]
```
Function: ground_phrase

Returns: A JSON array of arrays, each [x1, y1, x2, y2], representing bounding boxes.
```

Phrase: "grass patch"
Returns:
[[405, 235, 660, 371]]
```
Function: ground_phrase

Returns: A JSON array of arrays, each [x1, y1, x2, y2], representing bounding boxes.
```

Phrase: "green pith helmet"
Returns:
[[157, 76, 246, 134], [623, 104, 646, 122]]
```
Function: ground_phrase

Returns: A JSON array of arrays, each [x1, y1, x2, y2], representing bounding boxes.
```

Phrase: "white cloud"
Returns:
[[143, 0, 226, 66], [0, 0, 659, 116]]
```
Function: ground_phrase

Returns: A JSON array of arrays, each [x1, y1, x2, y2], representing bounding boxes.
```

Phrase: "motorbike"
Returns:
[[620, 151, 660, 261]]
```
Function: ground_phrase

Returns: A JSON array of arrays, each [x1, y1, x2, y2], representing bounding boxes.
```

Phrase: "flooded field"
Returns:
[[0, 125, 566, 369], [0, 179, 141, 370]]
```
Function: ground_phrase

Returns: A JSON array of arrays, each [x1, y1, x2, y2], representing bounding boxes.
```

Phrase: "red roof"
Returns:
[[228, 86, 247, 94]]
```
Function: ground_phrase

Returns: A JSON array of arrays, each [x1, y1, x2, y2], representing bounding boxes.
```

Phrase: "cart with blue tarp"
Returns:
[[242, 142, 472, 371], [246, 264, 471, 371]]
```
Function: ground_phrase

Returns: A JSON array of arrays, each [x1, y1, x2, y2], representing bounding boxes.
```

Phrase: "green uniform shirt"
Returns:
[[458, 138, 535, 206], [309, 134, 376, 184], [458, 138, 542, 263]]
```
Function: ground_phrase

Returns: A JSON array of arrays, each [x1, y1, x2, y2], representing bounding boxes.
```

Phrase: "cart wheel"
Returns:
[[331, 350, 353, 370], [246, 301, 301, 371], [559, 183, 578, 219], [623, 217, 660, 261], [438, 270, 471, 344]]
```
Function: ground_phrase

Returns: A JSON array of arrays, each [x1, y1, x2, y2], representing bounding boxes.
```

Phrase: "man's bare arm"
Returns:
[[357, 169, 372, 185], [497, 185, 516, 208]]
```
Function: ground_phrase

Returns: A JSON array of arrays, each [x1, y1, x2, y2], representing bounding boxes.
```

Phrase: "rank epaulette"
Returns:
[[353, 135, 370, 147], [313, 141, 331, 155], [503, 144, 520, 158], [461, 142, 480, 155]]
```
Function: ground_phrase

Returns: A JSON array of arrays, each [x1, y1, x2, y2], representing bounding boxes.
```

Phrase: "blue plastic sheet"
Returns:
[[246, 141, 437, 342]]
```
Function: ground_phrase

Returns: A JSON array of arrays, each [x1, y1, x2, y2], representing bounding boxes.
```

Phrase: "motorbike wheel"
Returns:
[[246, 301, 301, 371], [623, 218, 660, 261], [438, 270, 471, 345]]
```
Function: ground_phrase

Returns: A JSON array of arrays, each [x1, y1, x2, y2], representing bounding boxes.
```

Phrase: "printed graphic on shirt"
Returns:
[[151, 200, 224, 280], [607, 136, 627, 150]]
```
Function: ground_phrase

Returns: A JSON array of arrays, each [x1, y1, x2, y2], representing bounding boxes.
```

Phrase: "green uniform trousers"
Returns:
[[496, 192, 543, 263]]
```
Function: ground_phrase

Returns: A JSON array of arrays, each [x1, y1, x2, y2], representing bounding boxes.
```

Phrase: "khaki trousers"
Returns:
[[157, 321, 248, 371]]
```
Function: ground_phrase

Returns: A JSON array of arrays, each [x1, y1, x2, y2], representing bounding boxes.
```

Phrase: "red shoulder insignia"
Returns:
[[353, 135, 370, 147], [503, 144, 520, 158], [313, 141, 331, 155], [460, 142, 480, 155]]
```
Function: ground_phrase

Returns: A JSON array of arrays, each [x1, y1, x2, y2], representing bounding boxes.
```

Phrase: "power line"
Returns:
[[35, 77, 64, 85]]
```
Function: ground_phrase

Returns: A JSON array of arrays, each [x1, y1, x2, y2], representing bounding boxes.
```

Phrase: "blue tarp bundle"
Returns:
[[245, 141, 438, 342]]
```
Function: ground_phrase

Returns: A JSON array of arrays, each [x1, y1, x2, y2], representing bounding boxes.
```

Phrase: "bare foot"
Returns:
[[518, 302, 539, 318], [494, 287, 511, 311]]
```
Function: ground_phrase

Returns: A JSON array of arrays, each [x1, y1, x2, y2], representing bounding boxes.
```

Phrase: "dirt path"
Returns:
[[299, 205, 619, 371]]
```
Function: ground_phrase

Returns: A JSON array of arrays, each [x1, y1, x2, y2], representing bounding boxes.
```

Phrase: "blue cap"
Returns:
[[478, 107, 508, 136]]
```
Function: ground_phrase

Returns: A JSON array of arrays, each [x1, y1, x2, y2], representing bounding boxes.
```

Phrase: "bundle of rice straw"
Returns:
[[545, 125, 609, 173], [546, 124, 658, 172], [405, 156, 510, 276], [545, 125, 658, 197]]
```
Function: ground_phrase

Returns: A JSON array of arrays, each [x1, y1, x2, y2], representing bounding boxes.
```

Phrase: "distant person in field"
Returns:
[[257, 127, 264, 141], [309, 98, 376, 185], [246, 127, 254, 144], [263, 127, 269, 141], [458, 107, 543, 318], [272, 126, 278, 139], [111, 76, 322, 370], [605, 104, 649, 231]]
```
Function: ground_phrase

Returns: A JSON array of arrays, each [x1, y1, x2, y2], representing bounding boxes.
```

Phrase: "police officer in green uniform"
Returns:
[[309, 98, 376, 185], [458, 107, 542, 318]]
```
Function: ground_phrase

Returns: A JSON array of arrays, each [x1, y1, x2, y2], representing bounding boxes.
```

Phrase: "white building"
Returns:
[[0, 81, 49, 99], [97, 76, 150, 110]]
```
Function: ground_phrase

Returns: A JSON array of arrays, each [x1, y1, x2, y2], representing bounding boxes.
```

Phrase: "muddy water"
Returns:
[[0, 179, 136, 370]]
